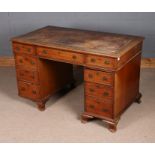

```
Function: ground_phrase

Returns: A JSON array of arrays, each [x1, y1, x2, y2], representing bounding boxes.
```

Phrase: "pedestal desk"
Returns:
[[12, 26, 144, 132]]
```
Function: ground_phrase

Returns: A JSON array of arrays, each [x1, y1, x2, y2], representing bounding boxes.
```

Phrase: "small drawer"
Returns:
[[16, 69, 39, 84], [18, 81, 40, 100], [37, 47, 84, 65], [85, 82, 113, 99], [84, 69, 114, 85], [15, 55, 37, 70], [85, 96, 113, 118], [86, 55, 116, 69], [13, 43, 36, 55]]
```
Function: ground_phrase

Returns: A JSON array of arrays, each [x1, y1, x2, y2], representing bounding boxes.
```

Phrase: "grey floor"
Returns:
[[0, 67, 155, 142]]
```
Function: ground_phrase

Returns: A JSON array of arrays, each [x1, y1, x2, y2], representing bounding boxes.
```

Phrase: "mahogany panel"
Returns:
[[15, 54, 37, 71], [37, 47, 84, 65], [18, 81, 40, 100], [85, 82, 113, 100], [16, 69, 39, 84], [114, 53, 141, 118], [13, 43, 36, 55], [85, 95, 113, 118], [84, 68, 114, 86]]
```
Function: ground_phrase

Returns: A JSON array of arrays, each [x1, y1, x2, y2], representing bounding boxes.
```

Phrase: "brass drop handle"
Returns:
[[19, 59, 23, 63], [101, 108, 109, 113], [27, 48, 31, 52], [15, 47, 20, 51], [31, 76, 35, 79], [32, 90, 36, 94], [103, 92, 109, 96], [43, 50, 48, 54], [89, 105, 95, 109], [20, 73, 24, 76], [104, 60, 110, 65], [102, 76, 108, 81], [89, 88, 94, 92], [31, 61, 35, 65], [21, 87, 25, 91], [88, 74, 93, 78], [91, 58, 96, 62], [72, 55, 77, 59]]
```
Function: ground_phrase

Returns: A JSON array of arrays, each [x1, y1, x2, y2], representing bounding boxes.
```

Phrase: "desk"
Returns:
[[12, 26, 144, 132]]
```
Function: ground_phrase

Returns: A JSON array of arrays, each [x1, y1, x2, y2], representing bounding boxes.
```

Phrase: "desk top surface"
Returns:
[[12, 26, 144, 58]]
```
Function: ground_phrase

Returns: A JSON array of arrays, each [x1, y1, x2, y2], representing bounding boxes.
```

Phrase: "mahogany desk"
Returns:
[[12, 26, 144, 132]]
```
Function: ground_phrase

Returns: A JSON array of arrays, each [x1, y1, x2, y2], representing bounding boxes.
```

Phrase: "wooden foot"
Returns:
[[81, 114, 95, 123], [70, 80, 76, 89], [37, 101, 46, 111], [135, 92, 142, 104], [108, 123, 117, 133]]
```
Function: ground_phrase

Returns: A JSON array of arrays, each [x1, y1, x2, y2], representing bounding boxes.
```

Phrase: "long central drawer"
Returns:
[[37, 47, 84, 65]]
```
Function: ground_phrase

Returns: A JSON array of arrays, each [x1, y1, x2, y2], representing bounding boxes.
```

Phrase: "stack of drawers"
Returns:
[[13, 43, 40, 100], [84, 68, 114, 119]]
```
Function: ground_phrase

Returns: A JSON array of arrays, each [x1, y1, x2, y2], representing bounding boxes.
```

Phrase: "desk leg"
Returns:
[[81, 113, 95, 123], [37, 101, 46, 111], [107, 120, 119, 133], [135, 92, 142, 104]]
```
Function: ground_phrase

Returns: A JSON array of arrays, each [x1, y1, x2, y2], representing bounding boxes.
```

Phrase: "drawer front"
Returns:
[[13, 43, 36, 55], [16, 69, 39, 83], [85, 82, 113, 99], [84, 69, 114, 85], [15, 55, 37, 70], [86, 55, 116, 69], [18, 81, 40, 100], [85, 96, 113, 118], [37, 47, 84, 64]]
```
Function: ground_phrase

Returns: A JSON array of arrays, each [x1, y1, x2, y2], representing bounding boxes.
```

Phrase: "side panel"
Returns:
[[38, 58, 74, 99], [114, 53, 141, 118]]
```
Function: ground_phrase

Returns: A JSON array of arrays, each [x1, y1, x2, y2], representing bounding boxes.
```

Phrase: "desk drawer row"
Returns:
[[13, 43, 40, 100], [13, 43, 117, 69], [84, 68, 114, 119]]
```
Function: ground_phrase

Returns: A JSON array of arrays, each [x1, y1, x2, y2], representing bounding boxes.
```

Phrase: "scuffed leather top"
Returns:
[[12, 26, 144, 58]]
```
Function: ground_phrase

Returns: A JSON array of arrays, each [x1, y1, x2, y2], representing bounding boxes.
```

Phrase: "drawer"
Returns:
[[13, 43, 36, 55], [84, 68, 114, 85], [85, 96, 113, 118], [85, 82, 113, 99], [37, 47, 84, 64], [86, 55, 116, 69], [15, 55, 37, 70], [16, 69, 39, 83], [18, 81, 40, 100]]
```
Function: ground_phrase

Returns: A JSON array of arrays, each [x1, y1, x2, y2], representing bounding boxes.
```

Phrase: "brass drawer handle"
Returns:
[[43, 50, 48, 54], [89, 88, 94, 92], [102, 76, 108, 81], [21, 87, 25, 91], [89, 105, 95, 109], [19, 59, 23, 63], [103, 92, 109, 96], [104, 60, 110, 65], [101, 108, 109, 113], [72, 55, 77, 59], [31, 76, 35, 79], [31, 61, 35, 65], [88, 74, 93, 78], [32, 90, 37, 94], [19, 73, 24, 76], [15, 47, 20, 51], [96, 101, 100, 104], [91, 58, 96, 63], [27, 48, 31, 52]]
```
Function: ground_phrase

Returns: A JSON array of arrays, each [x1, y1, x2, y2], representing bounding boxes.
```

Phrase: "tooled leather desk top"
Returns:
[[12, 26, 144, 58]]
